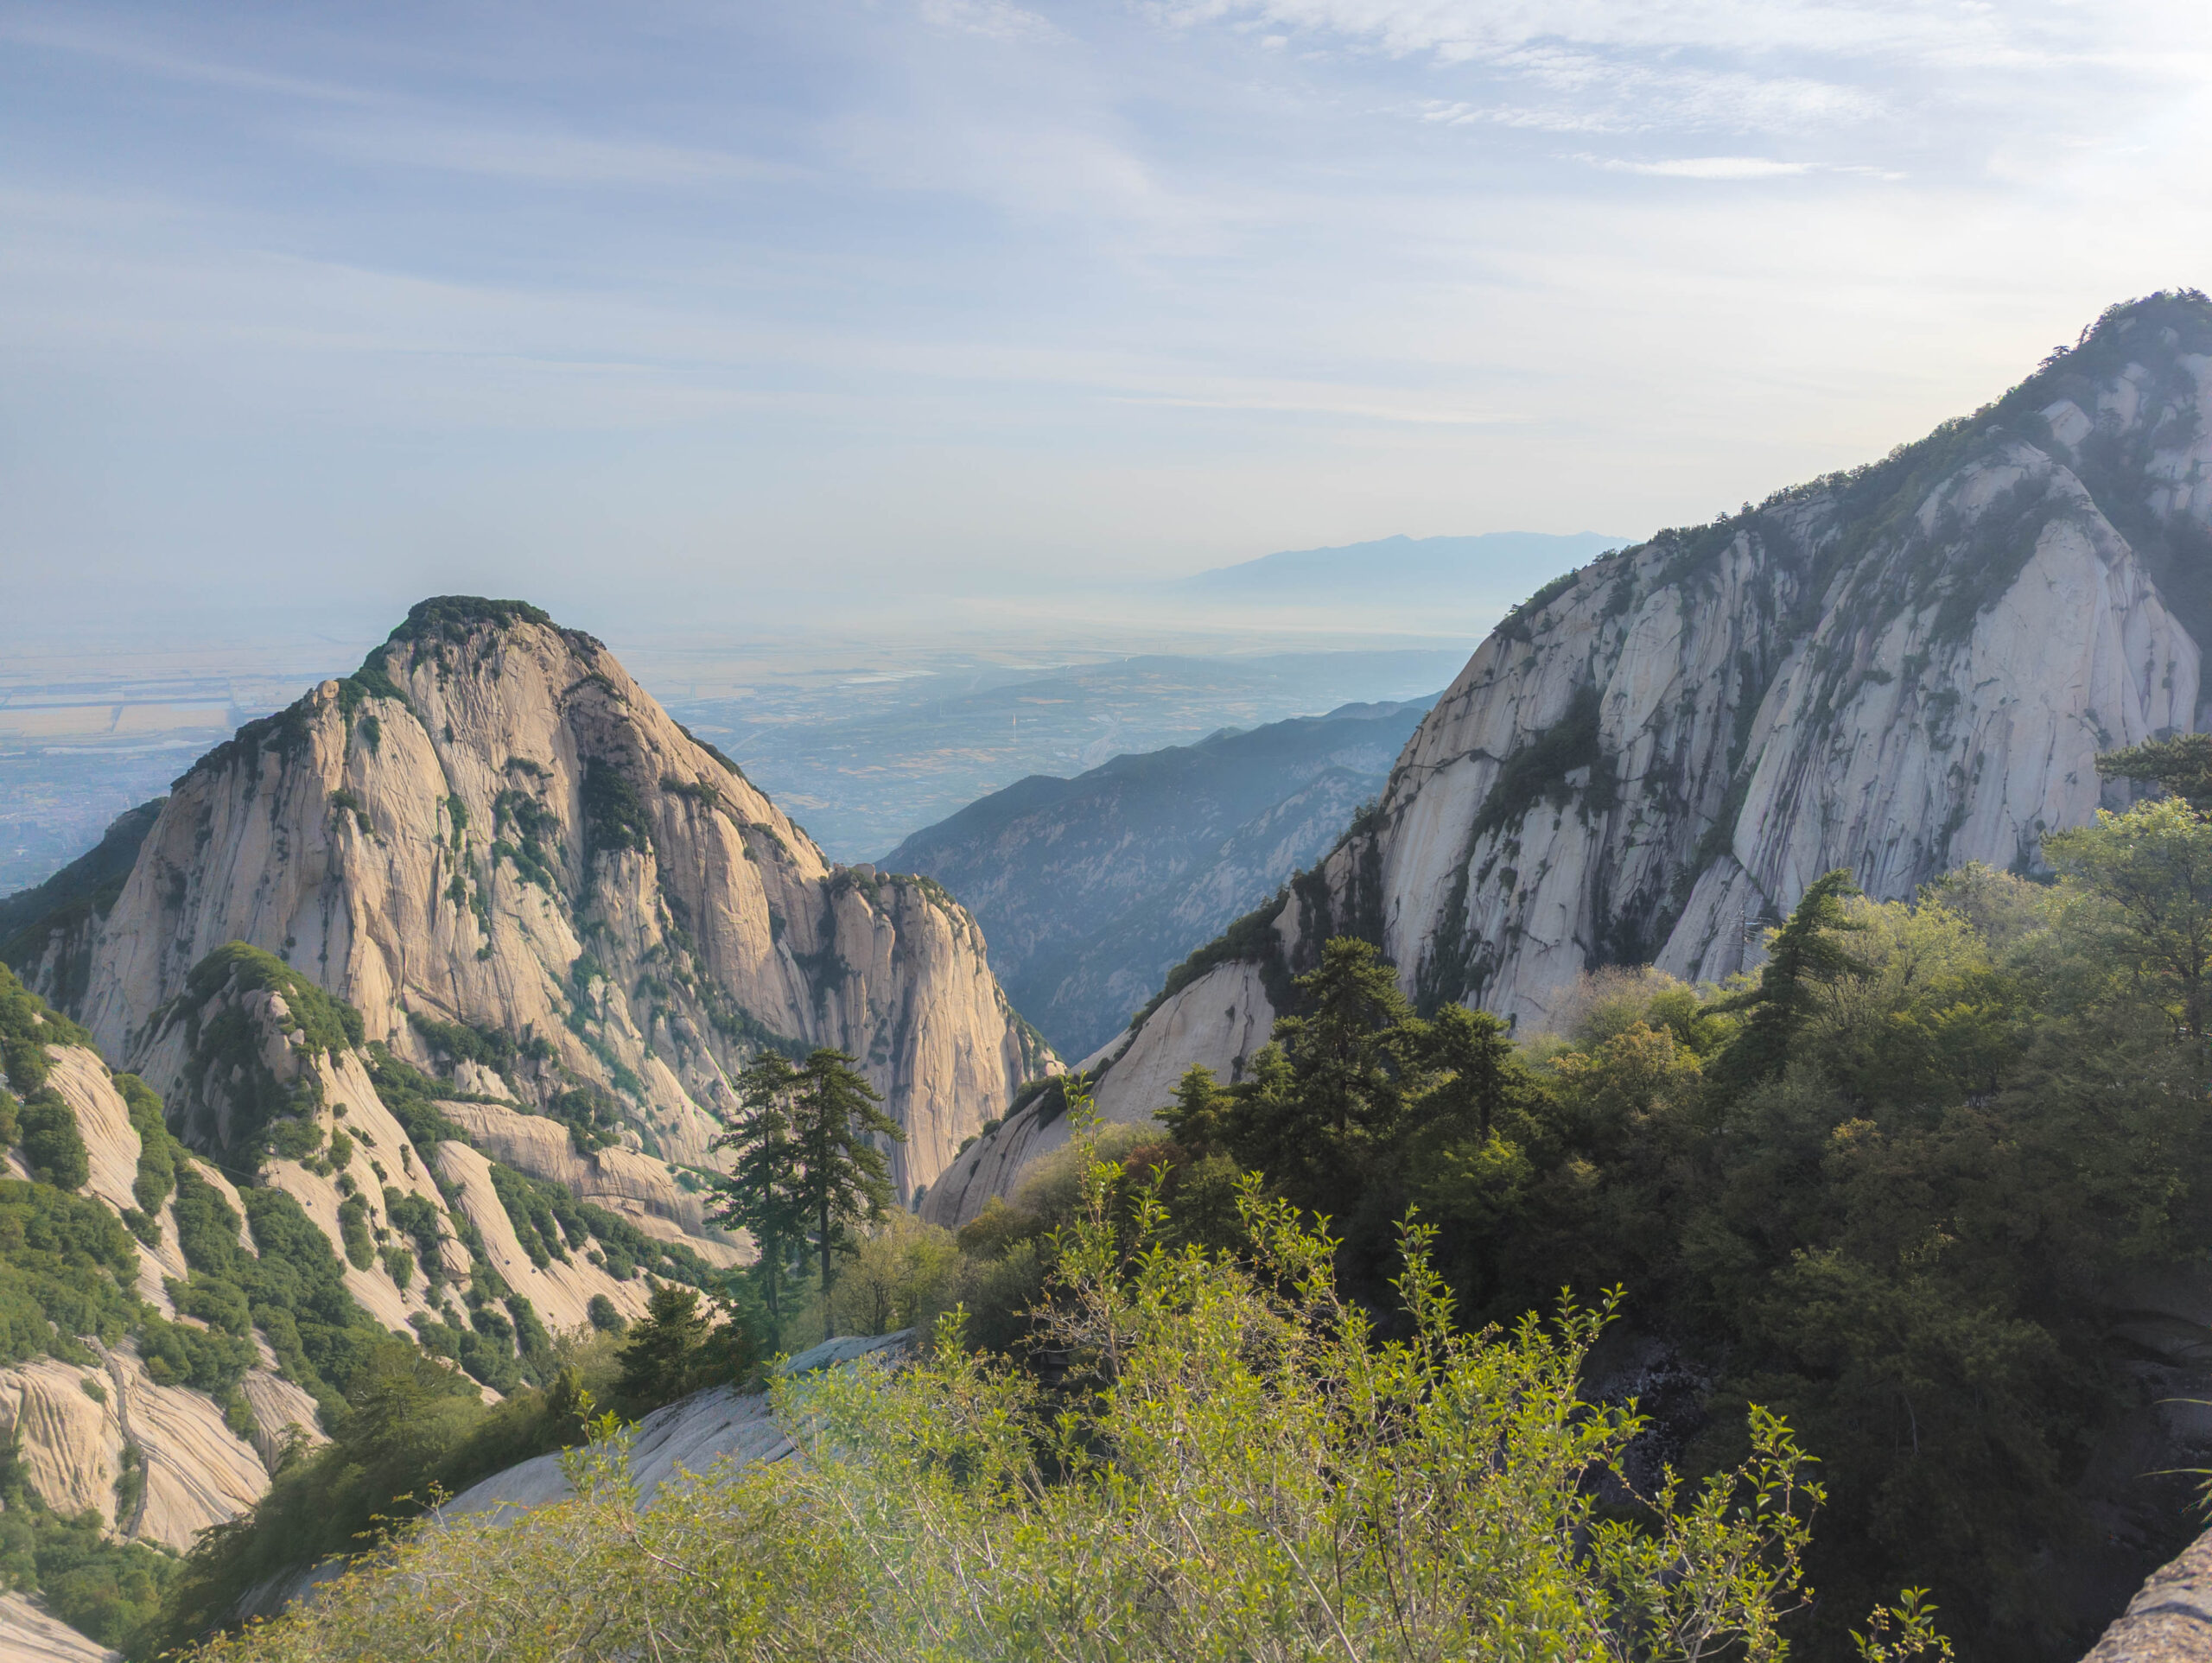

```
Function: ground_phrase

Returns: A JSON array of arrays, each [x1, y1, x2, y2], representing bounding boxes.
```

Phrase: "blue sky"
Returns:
[[5, 0, 2209, 638]]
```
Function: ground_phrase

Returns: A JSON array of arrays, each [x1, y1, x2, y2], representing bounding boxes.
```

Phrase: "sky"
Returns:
[[5, 0, 2211, 642]]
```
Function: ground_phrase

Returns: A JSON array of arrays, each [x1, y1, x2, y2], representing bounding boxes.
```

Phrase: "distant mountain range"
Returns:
[[886, 696, 1435, 1058], [1184, 531, 1633, 608], [672, 648, 1467, 860]]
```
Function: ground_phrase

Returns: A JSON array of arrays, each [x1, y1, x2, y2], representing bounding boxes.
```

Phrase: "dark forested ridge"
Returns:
[[887, 697, 1433, 1056]]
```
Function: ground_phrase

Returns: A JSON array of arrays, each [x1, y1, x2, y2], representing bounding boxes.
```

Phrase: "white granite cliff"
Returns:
[[938, 294, 2212, 1211], [29, 600, 1051, 1202]]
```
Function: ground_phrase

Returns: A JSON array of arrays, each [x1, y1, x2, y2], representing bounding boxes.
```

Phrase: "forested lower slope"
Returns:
[[0, 949, 734, 1657], [160, 786, 2212, 1663]]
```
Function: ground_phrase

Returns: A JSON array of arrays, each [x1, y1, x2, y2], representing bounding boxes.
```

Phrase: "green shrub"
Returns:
[[337, 1195, 375, 1270], [380, 1245, 415, 1290], [581, 761, 652, 860], [18, 1088, 89, 1190], [382, 1190, 446, 1289], [137, 1311, 255, 1395], [0, 963, 95, 1094], [264, 1120, 322, 1163], [170, 1156, 1909, 1663], [0, 1177, 139, 1366], [826, 1213, 960, 1339], [116, 1072, 180, 1216]]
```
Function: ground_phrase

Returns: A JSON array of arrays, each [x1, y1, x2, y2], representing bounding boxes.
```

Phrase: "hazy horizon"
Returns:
[[6, 2, 2209, 643]]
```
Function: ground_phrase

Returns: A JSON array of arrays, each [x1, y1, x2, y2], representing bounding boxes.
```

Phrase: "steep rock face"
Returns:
[[29, 599, 1049, 1200], [887, 700, 1431, 1057], [1192, 294, 2211, 1031], [937, 292, 2212, 1214]]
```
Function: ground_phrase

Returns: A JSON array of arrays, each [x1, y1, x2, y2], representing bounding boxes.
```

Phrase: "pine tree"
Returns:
[[613, 1284, 712, 1415], [1406, 1001, 1520, 1140], [787, 1049, 904, 1344], [2094, 732, 2212, 810], [1713, 868, 1866, 1085], [1271, 936, 1412, 1140], [709, 1053, 809, 1324], [1158, 1063, 1233, 1149]]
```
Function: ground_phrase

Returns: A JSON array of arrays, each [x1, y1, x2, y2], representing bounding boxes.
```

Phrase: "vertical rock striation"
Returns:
[[1183, 291, 2212, 1033]]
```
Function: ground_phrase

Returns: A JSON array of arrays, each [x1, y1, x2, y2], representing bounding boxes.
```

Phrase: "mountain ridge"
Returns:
[[1184, 530, 1632, 602], [10, 597, 1050, 1204], [936, 288, 2212, 1207]]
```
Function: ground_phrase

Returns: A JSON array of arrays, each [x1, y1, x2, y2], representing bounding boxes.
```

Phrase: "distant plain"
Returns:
[[3, 532, 1615, 888]]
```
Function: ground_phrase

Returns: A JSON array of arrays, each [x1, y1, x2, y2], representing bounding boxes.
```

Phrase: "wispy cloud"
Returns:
[[1109, 389, 1532, 425], [918, 0, 1062, 45], [1147, 0, 2113, 69], [1599, 156, 1812, 179], [0, 13, 373, 103], [308, 122, 799, 188], [4, 0, 2211, 616], [1159, 0, 2197, 162]]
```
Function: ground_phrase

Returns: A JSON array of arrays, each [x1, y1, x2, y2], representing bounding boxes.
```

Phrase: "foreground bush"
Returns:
[[188, 1155, 1942, 1662]]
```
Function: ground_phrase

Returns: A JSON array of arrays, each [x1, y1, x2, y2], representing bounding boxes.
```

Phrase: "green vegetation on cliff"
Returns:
[[1122, 806, 2212, 1657]]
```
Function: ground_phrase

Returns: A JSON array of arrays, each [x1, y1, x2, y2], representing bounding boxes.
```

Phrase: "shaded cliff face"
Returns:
[[937, 291, 2212, 1208], [27, 599, 1049, 1199], [887, 699, 1431, 1057]]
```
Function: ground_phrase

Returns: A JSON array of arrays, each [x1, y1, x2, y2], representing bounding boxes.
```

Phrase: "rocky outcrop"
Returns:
[[887, 700, 1431, 1057], [938, 291, 2212, 1215], [438, 1331, 908, 1524], [434, 1098, 741, 1265], [0, 1593, 118, 1663], [22, 598, 1051, 1203], [921, 959, 1279, 1229], [2082, 1531, 2212, 1660]]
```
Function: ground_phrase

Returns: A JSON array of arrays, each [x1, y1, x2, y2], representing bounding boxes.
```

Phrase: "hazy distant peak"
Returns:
[[1184, 531, 1636, 599], [1317, 695, 1440, 723]]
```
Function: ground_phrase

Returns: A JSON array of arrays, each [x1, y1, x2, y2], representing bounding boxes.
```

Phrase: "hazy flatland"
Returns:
[[670, 646, 1470, 861], [0, 614, 1481, 893]]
